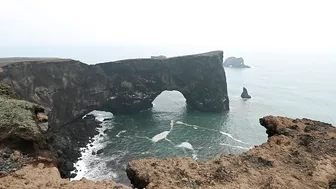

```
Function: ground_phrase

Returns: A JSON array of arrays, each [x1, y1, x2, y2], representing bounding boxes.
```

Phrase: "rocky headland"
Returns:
[[223, 57, 251, 68], [0, 51, 229, 178]]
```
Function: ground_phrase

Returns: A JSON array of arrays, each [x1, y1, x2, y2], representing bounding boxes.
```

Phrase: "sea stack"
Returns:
[[223, 57, 250, 68], [241, 87, 251, 99]]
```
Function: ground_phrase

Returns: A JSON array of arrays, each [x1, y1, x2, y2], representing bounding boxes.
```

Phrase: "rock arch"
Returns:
[[0, 51, 229, 128]]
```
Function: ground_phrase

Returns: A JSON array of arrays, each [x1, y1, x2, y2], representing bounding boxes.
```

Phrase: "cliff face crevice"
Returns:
[[0, 51, 229, 129]]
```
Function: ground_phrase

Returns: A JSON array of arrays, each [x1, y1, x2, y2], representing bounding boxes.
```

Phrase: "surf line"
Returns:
[[175, 121, 249, 145]]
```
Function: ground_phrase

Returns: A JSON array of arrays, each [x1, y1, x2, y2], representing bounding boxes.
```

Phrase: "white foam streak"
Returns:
[[116, 130, 126, 137], [219, 143, 252, 150], [219, 131, 248, 144], [152, 131, 170, 142], [176, 141, 194, 150], [176, 141, 198, 160], [176, 121, 248, 144], [151, 120, 174, 143]]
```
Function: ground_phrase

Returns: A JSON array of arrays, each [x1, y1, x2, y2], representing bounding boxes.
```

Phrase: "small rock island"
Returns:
[[241, 87, 251, 99], [223, 57, 250, 68]]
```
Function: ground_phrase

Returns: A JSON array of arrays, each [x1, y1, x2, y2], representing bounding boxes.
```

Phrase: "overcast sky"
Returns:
[[0, 0, 335, 51]]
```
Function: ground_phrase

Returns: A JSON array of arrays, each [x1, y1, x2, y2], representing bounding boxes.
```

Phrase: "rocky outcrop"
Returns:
[[0, 163, 131, 189], [0, 84, 47, 143], [241, 87, 251, 99], [126, 116, 336, 189], [223, 57, 250, 68], [0, 51, 229, 129]]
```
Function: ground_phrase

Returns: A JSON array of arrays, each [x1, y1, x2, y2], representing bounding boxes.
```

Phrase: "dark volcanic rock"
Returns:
[[223, 57, 250, 68], [0, 51, 229, 129], [96, 149, 104, 155], [0, 51, 229, 178], [241, 87, 251, 99], [49, 115, 100, 178]]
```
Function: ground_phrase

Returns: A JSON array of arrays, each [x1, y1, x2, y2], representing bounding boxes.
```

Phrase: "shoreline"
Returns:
[[72, 111, 114, 181], [0, 116, 335, 189]]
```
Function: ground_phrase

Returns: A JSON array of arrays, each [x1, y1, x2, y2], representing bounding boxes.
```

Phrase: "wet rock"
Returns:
[[241, 87, 251, 99], [96, 149, 104, 155], [70, 173, 77, 178]]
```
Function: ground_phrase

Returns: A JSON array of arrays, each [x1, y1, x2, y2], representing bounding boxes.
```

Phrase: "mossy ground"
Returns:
[[0, 84, 42, 141]]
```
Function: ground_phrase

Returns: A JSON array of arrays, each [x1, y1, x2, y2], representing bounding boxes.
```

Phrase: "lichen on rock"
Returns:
[[0, 87, 45, 142]]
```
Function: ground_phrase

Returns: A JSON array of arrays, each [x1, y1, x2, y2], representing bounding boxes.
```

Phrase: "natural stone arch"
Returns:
[[0, 51, 229, 129]]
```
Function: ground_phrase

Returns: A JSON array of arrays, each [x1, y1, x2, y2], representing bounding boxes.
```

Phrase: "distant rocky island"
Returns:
[[223, 57, 251, 68], [1, 52, 335, 189]]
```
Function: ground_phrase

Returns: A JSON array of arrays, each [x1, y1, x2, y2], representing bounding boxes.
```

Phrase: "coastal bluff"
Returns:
[[0, 51, 229, 129]]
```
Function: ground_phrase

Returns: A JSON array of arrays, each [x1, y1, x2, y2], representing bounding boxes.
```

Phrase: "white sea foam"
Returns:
[[219, 131, 249, 144], [175, 121, 248, 144], [219, 143, 252, 150], [85, 110, 113, 122], [176, 141, 194, 150], [151, 120, 174, 143], [152, 131, 170, 142], [176, 141, 198, 160], [116, 130, 126, 137], [71, 111, 115, 181]]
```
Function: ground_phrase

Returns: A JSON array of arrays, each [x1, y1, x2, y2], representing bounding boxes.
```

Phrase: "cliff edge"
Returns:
[[126, 116, 336, 189]]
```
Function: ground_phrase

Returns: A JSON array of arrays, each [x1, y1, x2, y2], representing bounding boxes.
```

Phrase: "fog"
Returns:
[[1, 0, 335, 62]]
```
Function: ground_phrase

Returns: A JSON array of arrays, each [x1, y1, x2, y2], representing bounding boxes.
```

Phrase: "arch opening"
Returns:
[[152, 90, 186, 112]]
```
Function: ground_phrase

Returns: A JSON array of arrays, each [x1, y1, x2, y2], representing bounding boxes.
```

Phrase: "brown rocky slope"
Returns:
[[126, 116, 336, 189]]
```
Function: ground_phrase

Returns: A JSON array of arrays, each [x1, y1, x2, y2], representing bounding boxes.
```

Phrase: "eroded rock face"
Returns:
[[223, 57, 250, 68], [0, 51, 229, 129], [126, 116, 336, 189]]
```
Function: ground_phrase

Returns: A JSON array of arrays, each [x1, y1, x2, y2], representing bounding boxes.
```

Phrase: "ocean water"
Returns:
[[72, 55, 336, 185]]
